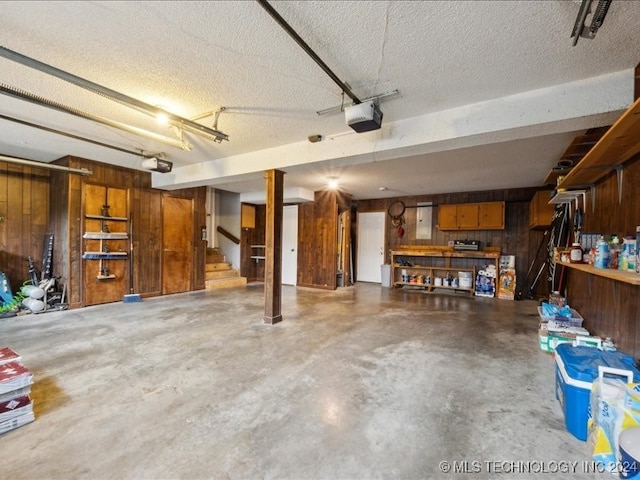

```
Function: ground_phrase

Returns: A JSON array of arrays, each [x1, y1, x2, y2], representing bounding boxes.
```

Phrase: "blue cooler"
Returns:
[[554, 344, 640, 441]]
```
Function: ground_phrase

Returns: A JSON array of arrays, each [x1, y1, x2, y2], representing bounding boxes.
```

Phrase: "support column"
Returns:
[[263, 169, 284, 324]]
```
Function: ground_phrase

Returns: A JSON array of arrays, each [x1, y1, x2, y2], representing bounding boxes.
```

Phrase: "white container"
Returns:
[[595, 235, 609, 269], [434, 277, 442, 286], [619, 427, 640, 478], [380, 264, 391, 288], [459, 271, 473, 288]]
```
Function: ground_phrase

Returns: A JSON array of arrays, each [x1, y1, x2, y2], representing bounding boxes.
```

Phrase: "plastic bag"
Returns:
[[588, 367, 640, 474], [541, 301, 573, 319]]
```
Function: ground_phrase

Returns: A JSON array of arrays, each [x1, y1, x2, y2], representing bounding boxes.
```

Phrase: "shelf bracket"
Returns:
[[615, 165, 623, 205], [587, 184, 596, 214]]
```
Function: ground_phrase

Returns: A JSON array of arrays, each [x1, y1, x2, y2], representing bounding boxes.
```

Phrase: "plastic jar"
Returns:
[[570, 243, 583, 263]]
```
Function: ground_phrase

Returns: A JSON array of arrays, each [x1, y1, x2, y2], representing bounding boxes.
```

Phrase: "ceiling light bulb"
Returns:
[[328, 179, 339, 189], [156, 112, 169, 125]]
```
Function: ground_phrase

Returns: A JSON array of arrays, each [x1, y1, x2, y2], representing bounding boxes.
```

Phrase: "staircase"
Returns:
[[205, 248, 247, 289]]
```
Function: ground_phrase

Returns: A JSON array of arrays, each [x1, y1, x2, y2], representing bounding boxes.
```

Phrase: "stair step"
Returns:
[[205, 269, 240, 280], [206, 262, 232, 271], [206, 247, 226, 264], [205, 276, 247, 289]]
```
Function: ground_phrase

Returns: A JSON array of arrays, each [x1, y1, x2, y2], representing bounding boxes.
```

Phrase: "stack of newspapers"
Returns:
[[0, 347, 34, 434]]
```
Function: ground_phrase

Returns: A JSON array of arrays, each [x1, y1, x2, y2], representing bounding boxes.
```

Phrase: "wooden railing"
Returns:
[[217, 226, 240, 244]]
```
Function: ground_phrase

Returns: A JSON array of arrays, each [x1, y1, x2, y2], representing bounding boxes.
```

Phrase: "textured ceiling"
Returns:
[[0, 1, 639, 200]]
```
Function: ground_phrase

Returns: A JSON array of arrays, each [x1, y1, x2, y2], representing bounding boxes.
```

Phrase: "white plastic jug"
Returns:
[[620, 427, 640, 479]]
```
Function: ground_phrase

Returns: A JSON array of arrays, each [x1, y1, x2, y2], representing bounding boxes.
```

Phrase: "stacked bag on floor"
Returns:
[[0, 347, 35, 435]]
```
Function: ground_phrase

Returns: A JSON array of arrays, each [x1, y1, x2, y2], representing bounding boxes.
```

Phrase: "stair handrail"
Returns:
[[216, 226, 240, 244]]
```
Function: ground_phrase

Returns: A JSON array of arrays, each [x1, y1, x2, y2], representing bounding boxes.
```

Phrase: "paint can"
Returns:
[[619, 427, 640, 478], [459, 271, 473, 289]]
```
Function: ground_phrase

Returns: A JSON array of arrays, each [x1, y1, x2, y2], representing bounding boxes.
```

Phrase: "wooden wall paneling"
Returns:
[[240, 204, 266, 282], [296, 191, 341, 289], [136, 189, 162, 296], [296, 203, 313, 286], [358, 187, 543, 295], [0, 163, 50, 294], [567, 271, 639, 357], [0, 163, 7, 278], [563, 156, 640, 358], [7, 165, 24, 284], [193, 187, 207, 290]]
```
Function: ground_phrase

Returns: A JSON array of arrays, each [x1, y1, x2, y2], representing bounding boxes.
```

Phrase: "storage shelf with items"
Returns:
[[250, 245, 266, 262], [82, 204, 128, 282], [390, 246, 500, 296]]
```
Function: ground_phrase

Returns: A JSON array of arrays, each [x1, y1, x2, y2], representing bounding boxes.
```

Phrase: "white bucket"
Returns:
[[434, 277, 442, 286], [619, 427, 640, 478], [459, 271, 473, 288]]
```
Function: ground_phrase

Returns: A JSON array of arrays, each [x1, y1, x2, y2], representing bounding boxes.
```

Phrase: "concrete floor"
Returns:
[[0, 283, 604, 479]]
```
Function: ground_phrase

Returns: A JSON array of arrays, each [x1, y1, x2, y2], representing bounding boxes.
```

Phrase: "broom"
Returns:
[[123, 218, 142, 302]]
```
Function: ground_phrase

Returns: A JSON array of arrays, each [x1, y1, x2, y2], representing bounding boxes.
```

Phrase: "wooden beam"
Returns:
[[263, 169, 284, 324]]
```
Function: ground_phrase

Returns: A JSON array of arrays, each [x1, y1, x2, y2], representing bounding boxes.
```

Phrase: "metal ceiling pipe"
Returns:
[[0, 154, 92, 175], [0, 113, 146, 158], [0, 83, 191, 151], [256, 0, 362, 105], [0, 45, 229, 142]]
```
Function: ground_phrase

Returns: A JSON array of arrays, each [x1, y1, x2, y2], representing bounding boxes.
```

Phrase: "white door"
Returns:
[[357, 211, 386, 283], [282, 205, 298, 285]]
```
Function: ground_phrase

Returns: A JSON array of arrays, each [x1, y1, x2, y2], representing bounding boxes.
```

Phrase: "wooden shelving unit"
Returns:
[[390, 246, 501, 296], [83, 211, 128, 281], [556, 97, 640, 196], [250, 245, 266, 262], [557, 261, 640, 286]]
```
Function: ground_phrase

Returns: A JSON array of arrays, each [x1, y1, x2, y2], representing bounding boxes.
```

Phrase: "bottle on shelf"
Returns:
[[608, 235, 621, 269], [570, 242, 583, 264], [594, 235, 609, 269]]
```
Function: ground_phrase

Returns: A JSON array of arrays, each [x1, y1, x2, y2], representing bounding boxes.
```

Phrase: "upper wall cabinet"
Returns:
[[437, 201, 505, 231], [529, 190, 555, 230]]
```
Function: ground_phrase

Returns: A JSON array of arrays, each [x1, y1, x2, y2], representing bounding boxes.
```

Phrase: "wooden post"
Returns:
[[635, 62, 640, 101], [263, 169, 284, 324]]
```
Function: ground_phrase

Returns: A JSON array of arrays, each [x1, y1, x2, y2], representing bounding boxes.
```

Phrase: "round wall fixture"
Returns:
[[557, 159, 574, 169]]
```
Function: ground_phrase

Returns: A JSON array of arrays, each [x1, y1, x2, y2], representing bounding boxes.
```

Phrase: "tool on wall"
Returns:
[[123, 218, 141, 303], [388, 200, 406, 238]]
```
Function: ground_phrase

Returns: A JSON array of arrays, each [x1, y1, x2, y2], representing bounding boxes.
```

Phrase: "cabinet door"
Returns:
[[479, 202, 504, 229], [529, 191, 554, 229], [437, 204, 458, 230], [83, 185, 128, 306], [457, 203, 479, 229]]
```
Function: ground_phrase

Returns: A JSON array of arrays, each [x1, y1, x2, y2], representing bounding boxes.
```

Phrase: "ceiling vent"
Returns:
[[345, 101, 383, 133]]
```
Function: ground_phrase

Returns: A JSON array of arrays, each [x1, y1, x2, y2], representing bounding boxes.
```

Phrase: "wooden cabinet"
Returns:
[[437, 201, 505, 230], [479, 202, 504, 229], [529, 190, 555, 229], [241, 203, 256, 229], [437, 204, 458, 230], [457, 203, 479, 228]]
